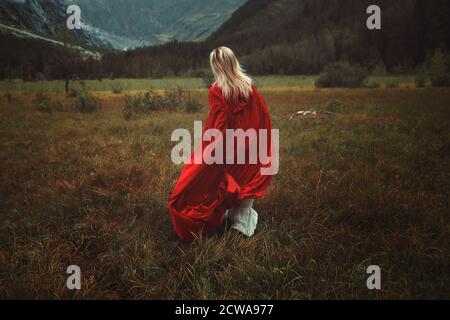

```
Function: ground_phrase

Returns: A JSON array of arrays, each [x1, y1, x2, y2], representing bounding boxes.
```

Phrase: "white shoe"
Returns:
[[227, 199, 258, 237]]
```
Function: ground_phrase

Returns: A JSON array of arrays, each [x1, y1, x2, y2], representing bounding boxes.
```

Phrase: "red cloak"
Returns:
[[168, 84, 273, 242]]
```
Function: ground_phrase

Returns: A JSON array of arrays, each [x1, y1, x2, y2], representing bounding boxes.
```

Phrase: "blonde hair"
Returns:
[[209, 47, 253, 102]]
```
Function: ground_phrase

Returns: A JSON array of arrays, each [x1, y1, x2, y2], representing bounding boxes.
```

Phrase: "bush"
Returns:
[[367, 80, 381, 89], [111, 83, 123, 94], [429, 48, 450, 87], [188, 69, 215, 88], [415, 76, 427, 88], [165, 87, 184, 112], [123, 90, 165, 119], [315, 62, 369, 88], [184, 97, 203, 113], [201, 72, 215, 89], [144, 91, 166, 111], [73, 90, 102, 113], [123, 88, 202, 120], [34, 91, 64, 113], [386, 81, 399, 89]]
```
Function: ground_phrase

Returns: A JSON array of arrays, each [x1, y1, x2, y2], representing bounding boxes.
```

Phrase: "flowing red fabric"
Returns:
[[168, 84, 273, 242]]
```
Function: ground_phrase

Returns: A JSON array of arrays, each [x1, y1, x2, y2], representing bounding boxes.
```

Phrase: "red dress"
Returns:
[[168, 84, 273, 242]]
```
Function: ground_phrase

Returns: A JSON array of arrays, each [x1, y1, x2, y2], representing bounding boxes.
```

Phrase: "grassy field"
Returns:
[[0, 75, 419, 93], [0, 77, 449, 299]]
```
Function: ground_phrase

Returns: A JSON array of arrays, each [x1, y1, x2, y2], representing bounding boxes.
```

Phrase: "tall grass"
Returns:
[[0, 84, 449, 299]]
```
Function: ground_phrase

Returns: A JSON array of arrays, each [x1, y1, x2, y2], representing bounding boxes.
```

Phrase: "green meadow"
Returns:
[[0, 75, 419, 93]]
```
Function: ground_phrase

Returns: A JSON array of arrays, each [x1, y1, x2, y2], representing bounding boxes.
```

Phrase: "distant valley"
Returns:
[[0, 0, 247, 50]]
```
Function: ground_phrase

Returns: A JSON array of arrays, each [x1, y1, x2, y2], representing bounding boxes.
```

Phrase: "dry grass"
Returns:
[[0, 83, 449, 299]]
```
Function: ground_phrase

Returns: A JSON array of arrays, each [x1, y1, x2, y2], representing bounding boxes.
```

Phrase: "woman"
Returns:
[[168, 47, 273, 242]]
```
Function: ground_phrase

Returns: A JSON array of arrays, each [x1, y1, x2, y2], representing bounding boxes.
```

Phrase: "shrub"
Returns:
[[429, 48, 450, 87], [144, 91, 166, 111], [34, 91, 64, 113], [123, 88, 202, 120], [201, 72, 215, 89], [111, 83, 123, 94], [73, 90, 102, 113], [189, 69, 215, 88], [184, 97, 203, 113], [123, 91, 165, 120], [367, 80, 381, 89], [315, 62, 369, 88], [165, 87, 184, 112]]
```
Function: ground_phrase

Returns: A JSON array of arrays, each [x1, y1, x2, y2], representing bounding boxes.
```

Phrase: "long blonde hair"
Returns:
[[209, 47, 253, 102]]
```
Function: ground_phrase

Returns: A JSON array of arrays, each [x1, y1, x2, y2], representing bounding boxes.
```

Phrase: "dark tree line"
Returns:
[[211, 0, 450, 74], [1, 0, 450, 80], [102, 41, 210, 78], [0, 32, 103, 82]]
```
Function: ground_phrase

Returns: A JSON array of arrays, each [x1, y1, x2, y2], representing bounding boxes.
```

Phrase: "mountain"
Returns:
[[209, 0, 450, 72], [0, 22, 100, 58], [2, 0, 450, 80], [0, 0, 247, 50], [0, 0, 125, 49], [104, 0, 450, 77], [72, 0, 247, 45]]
